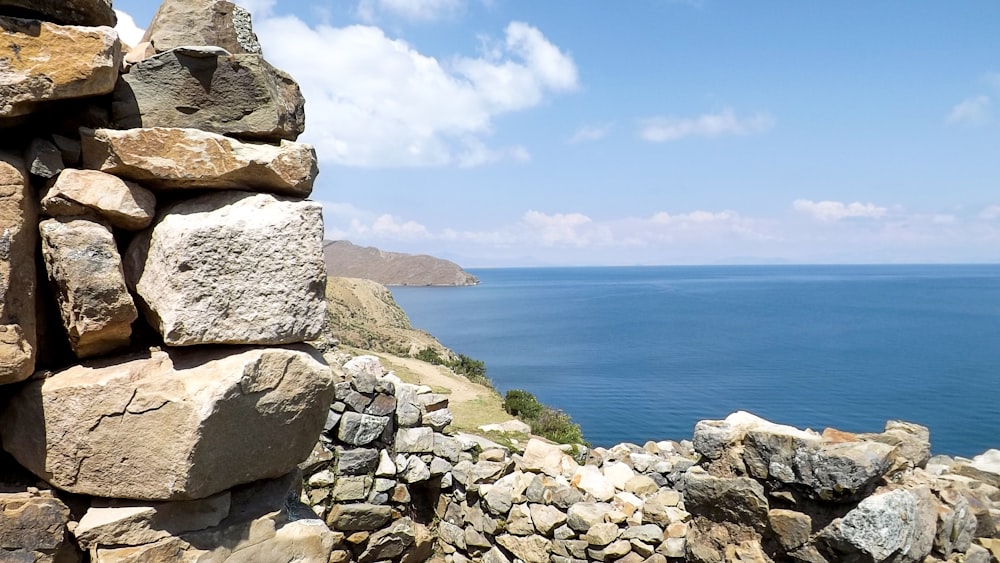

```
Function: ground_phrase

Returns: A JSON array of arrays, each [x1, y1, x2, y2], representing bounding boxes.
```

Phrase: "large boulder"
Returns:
[[125, 191, 326, 347], [0, 16, 121, 119], [816, 487, 937, 562], [39, 217, 138, 358], [81, 127, 318, 197], [0, 0, 115, 26], [682, 468, 769, 530], [41, 169, 156, 231], [0, 152, 36, 384], [142, 0, 261, 55], [0, 345, 334, 500], [112, 49, 305, 142]]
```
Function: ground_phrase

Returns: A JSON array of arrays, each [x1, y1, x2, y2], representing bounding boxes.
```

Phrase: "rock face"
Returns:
[[0, 152, 35, 384], [0, 345, 333, 500], [0, 16, 121, 118], [39, 217, 138, 358], [142, 0, 261, 55], [113, 49, 305, 141], [125, 191, 326, 346], [323, 240, 479, 286], [81, 127, 318, 196], [0, 0, 115, 27]]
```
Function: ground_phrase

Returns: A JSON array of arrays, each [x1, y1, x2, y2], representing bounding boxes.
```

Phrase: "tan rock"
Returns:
[[0, 345, 334, 500], [0, 151, 36, 384], [42, 169, 156, 230], [81, 127, 318, 197], [495, 534, 551, 563], [74, 492, 231, 549], [39, 217, 138, 358], [768, 509, 811, 552], [142, 0, 261, 55], [0, 16, 121, 118], [125, 191, 326, 347], [0, 0, 115, 26], [111, 49, 304, 142]]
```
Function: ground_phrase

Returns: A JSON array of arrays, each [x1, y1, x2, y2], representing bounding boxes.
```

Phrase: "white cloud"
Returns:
[[253, 18, 577, 167], [980, 205, 1000, 220], [569, 123, 613, 144], [793, 199, 888, 222], [522, 210, 597, 246], [113, 10, 146, 47], [946, 95, 992, 126], [235, 0, 276, 17], [357, 0, 463, 22], [639, 108, 774, 142]]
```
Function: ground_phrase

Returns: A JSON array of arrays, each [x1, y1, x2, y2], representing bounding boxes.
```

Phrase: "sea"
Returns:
[[389, 265, 1000, 458]]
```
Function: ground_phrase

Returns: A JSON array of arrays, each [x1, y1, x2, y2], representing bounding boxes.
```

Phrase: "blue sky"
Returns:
[[114, 1, 1000, 266]]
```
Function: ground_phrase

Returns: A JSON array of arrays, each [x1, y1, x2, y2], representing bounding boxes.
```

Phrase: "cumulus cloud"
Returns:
[[946, 95, 992, 126], [113, 9, 145, 47], [569, 124, 613, 144], [357, 0, 464, 22], [980, 205, 1000, 220], [639, 108, 774, 142], [253, 18, 577, 167], [793, 199, 888, 222]]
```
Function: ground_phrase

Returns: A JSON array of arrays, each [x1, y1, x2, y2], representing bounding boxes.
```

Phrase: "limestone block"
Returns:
[[0, 0, 115, 26], [74, 493, 231, 549], [112, 49, 304, 142], [0, 152, 35, 384], [0, 16, 121, 118], [125, 191, 326, 346], [0, 490, 78, 559], [39, 217, 138, 358], [81, 128, 318, 197], [0, 345, 333, 501], [142, 0, 261, 55], [42, 169, 156, 230]]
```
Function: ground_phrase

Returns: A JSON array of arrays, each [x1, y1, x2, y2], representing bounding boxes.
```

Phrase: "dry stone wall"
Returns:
[[1, 0, 337, 561]]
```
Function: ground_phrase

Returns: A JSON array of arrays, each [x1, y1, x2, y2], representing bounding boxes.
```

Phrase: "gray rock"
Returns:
[[142, 0, 261, 55], [337, 412, 390, 446], [401, 456, 431, 483], [530, 503, 567, 536], [365, 393, 397, 416], [423, 408, 454, 431], [376, 450, 397, 477], [621, 524, 664, 544], [485, 481, 514, 516], [0, 0, 115, 26], [584, 522, 620, 546], [681, 468, 769, 530], [553, 539, 589, 558], [495, 534, 552, 563], [567, 502, 614, 533], [396, 427, 435, 453], [818, 486, 937, 563], [482, 546, 511, 563], [26, 138, 64, 179], [0, 490, 76, 559], [330, 476, 371, 501], [39, 217, 137, 358], [324, 503, 392, 531], [430, 456, 454, 477], [113, 50, 304, 142], [342, 389, 371, 413], [396, 384, 422, 427], [358, 518, 423, 563], [336, 448, 379, 475], [125, 191, 325, 347], [439, 520, 467, 550]]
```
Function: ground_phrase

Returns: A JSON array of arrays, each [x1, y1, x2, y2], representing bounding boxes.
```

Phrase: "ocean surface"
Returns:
[[389, 265, 1000, 457]]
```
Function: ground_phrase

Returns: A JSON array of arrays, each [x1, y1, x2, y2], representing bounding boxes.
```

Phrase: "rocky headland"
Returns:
[[324, 240, 480, 287], [1, 1, 999, 563]]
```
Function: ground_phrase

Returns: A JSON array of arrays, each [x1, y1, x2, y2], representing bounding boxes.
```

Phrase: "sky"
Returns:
[[113, 1, 1000, 267]]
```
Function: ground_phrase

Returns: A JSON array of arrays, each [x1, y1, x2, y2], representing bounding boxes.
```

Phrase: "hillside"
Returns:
[[323, 240, 479, 286]]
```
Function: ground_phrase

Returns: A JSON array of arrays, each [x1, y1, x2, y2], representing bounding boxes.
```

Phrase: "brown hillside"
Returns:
[[323, 240, 479, 286]]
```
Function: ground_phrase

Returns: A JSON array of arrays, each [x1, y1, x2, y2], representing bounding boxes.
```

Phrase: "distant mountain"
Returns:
[[323, 241, 479, 286]]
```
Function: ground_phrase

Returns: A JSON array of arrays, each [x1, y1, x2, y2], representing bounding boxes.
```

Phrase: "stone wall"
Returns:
[[1, 1, 337, 561], [311, 353, 1000, 563]]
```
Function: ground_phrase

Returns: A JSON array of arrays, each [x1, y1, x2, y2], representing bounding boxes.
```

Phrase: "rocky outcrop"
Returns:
[[0, 1, 334, 560], [324, 240, 479, 287]]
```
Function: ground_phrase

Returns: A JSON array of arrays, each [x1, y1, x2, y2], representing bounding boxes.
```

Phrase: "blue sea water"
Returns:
[[390, 265, 1000, 457]]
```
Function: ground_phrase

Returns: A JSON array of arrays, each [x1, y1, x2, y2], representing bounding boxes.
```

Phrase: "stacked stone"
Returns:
[[0, 1, 336, 561]]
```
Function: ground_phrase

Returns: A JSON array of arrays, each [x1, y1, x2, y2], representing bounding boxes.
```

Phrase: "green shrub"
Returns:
[[503, 389, 543, 419], [450, 354, 490, 386], [530, 407, 586, 446], [415, 347, 445, 365]]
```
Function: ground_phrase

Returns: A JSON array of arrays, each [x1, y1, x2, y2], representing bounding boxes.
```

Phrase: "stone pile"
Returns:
[[1, 0, 336, 561], [305, 352, 1000, 563]]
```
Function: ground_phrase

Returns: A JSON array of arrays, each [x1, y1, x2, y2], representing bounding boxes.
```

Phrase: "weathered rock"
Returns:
[[572, 465, 616, 501], [584, 522, 620, 546], [0, 345, 333, 500], [522, 438, 578, 478], [142, 0, 261, 55], [125, 191, 326, 346], [768, 509, 811, 552], [693, 411, 819, 460], [0, 16, 121, 118], [954, 449, 1000, 488], [113, 50, 304, 141], [39, 217, 137, 358], [0, 490, 77, 560], [622, 524, 664, 545], [567, 502, 614, 533], [496, 534, 552, 563], [331, 476, 371, 502], [337, 412, 390, 446], [396, 427, 435, 453], [324, 504, 392, 532], [424, 408, 454, 431], [335, 448, 378, 476], [0, 0, 115, 26], [74, 492, 231, 549], [27, 138, 64, 179], [41, 169, 155, 230], [817, 486, 937, 563], [81, 127, 318, 197], [401, 456, 431, 484], [0, 152, 35, 384], [682, 468, 769, 530], [530, 503, 568, 536]]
